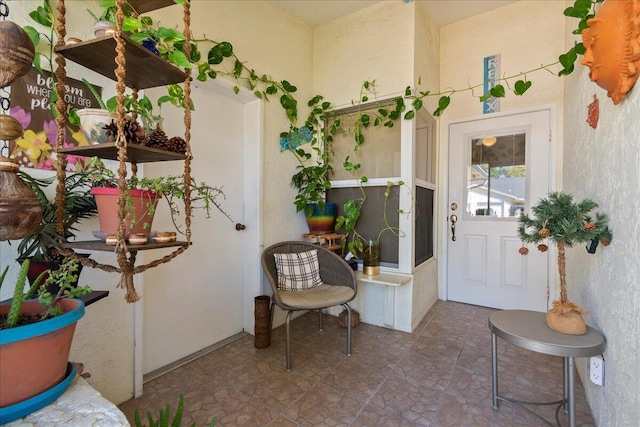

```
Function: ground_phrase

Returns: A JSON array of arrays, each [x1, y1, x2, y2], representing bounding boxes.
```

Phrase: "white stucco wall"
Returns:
[[148, 0, 314, 248], [439, 1, 566, 122], [313, 1, 415, 104], [562, 10, 640, 426], [414, 1, 441, 113]]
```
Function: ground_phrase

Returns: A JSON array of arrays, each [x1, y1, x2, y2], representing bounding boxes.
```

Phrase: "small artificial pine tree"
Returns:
[[517, 192, 612, 323]]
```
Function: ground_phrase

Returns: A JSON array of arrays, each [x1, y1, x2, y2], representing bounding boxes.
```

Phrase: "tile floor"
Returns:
[[118, 300, 596, 426]]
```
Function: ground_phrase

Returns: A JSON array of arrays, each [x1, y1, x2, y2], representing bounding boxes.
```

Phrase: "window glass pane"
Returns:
[[328, 106, 401, 180], [327, 186, 399, 266], [466, 133, 526, 218], [415, 186, 434, 265]]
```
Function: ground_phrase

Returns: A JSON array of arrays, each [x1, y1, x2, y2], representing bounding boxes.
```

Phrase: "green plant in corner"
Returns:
[[134, 393, 217, 427]]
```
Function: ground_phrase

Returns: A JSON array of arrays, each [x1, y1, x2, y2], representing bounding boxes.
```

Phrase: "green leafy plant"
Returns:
[[134, 394, 217, 427], [518, 192, 612, 317], [89, 157, 232, 234], [558, 0, 605, 76], [16, 170, 98, 262], [0, 258, 91, 329]]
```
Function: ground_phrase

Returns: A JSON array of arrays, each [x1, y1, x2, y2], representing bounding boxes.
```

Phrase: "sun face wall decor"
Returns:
[[581, 0, 640, 105]]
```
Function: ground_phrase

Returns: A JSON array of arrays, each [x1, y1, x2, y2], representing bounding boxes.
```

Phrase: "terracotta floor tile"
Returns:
[[119, 301, 597, 426]]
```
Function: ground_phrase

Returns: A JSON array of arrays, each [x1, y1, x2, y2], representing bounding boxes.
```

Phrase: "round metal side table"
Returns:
[[489, 310, 605, 427]]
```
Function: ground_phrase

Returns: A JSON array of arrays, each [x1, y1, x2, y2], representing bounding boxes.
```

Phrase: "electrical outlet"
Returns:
[[590, 355, 605, 386]]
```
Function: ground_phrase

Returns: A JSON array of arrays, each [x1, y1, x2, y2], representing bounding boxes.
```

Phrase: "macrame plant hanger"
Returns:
[[53, 0, 194, 302]]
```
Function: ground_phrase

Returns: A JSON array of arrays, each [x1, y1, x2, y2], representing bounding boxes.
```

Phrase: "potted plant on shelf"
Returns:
[[0, 258, 91, 424], [87, 157, 232, 240], [518, 192, 612, 335], [15, 170, 97, 288]]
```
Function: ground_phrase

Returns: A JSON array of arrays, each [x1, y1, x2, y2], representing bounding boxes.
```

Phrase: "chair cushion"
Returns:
[[273, 250, 323, 291], [279, 284, 356, 309]]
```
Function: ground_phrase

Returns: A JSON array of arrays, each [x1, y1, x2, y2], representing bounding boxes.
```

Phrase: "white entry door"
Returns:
[[446, 109, 553, 311], [140, 79, 262, 376]]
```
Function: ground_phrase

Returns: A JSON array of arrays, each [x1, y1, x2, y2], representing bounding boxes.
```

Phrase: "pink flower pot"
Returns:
[[91, 187, 161, 237]]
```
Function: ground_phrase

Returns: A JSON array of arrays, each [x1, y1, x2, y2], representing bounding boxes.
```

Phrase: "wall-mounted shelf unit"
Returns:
[[61, 240, 189, 253], [57, 143, 187, 163], [55, 34, 187, 90]]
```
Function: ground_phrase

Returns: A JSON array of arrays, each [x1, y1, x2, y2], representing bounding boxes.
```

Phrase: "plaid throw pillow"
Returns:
[[273, 250, 323, 291]]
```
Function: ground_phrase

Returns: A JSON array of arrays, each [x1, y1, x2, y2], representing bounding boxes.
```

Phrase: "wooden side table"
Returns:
[[489, 310, 605, 427], [301, 233, 344, 251]]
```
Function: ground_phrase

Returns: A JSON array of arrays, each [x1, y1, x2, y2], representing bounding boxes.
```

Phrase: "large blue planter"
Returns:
[[0, 299, 85, 423]]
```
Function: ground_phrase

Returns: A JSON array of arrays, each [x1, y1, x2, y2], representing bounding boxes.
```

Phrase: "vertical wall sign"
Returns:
[[9, 68, 102, 171], [483, 54, 500, 114]]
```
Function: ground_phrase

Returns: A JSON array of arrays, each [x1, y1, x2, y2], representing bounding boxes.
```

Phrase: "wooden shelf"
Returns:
[[55, 34, 187, 89], [58, 143, 187, 163], [129, 0, 177, 14], [62, 240, 189, 253], [80, 291, 110, 306]]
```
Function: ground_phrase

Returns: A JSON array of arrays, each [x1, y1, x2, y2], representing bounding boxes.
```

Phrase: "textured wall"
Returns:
[[562, 14, 640, 425], [313, 2, 415, 104], [440, 1, 566, 121]]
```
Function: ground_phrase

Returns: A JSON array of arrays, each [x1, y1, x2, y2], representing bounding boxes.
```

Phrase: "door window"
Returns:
[[466, 133, 526, 218]]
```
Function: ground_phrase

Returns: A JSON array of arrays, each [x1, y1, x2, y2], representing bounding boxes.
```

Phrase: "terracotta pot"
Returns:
[[0, 299, 85, 409], [91, 187, 160, 237]]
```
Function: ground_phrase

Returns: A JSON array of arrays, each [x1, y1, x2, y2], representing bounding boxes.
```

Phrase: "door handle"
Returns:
[[235, 223, 246, 231], [450, 214, 457, 241]]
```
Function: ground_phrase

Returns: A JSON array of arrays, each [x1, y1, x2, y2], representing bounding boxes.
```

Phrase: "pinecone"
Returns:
[[537, 244, 549, 252], [538, 227, 550, 238], [103, 117, 146, 145], [584, 222, 596, 232], [168, 136, 187, 153], [601, 239, 611, 247], [146, 128, 170, 150], [519, 246, 529, 255]]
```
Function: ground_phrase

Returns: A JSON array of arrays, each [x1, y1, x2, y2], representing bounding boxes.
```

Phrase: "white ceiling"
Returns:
[[269, 0, 520, 27]]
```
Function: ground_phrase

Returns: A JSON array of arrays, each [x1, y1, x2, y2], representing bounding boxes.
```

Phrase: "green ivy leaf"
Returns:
[[412, 99, 423, 110], [374, 117, 382, 126], [479, 93, 492, 102], [218, 41, 234, 57], [361, 95, 368, 102], [360, 114, 370, 127], [122, 17, 142, 32], [490, 85, 506, 98], [404, 110, 415, 120], [266, 85, 278, 95], [168, 50, 191, 68], [208, 47, 224, 65], [23, 26, 41, 46], [514, 80, 532, 96], [405, 86, 412, 96], [281, 80, 297, 93], [233, 86, 240, 94], [433, 95, 450, 117], [233, 59, 243, 78], [322, 101, 331, 110], [378, 109, 388, 117]]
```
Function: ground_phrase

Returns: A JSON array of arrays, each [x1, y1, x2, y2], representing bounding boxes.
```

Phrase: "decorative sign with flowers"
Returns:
[[9, 68, 103, 171]]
